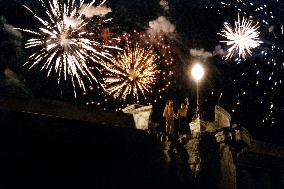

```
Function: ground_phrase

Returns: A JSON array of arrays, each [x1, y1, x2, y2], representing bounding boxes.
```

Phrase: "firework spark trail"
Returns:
[[219, 14, 263, 59], [103, 43, 159, 100], [16, 0, 117, 96], [207, 0, 284, 127]]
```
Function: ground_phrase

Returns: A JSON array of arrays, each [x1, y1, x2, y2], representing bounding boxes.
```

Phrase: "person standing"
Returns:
[[163, 100, 176, 135], [176, 98, 189, 135]]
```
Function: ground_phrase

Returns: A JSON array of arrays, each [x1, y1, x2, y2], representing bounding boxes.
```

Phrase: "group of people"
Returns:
[[163, 98, 190, 135]]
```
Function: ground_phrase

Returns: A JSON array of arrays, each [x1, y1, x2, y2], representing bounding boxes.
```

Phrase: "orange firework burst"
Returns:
[[100, 31, 174, 104], [103, 43, 159, 100]]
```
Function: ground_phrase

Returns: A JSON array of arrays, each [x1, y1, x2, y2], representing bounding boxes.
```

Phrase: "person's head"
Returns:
[[167, 100, 173, 107]]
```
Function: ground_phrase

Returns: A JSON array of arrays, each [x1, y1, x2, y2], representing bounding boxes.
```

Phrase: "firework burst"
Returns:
[[206, 0, 284, 128], [219, 14, 263, 59], [85, 31, 174, 108], [103, 43, 159, 100], [16, 0, 117, 96]]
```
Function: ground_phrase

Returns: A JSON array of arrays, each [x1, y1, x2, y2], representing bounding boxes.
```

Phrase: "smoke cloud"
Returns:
[[213, 45, 225, 57], [63, 16, 83, 28], [79, 4, 112, 18], [4, 68, 23, 85], [0, 16, 25, 68], [0, 68, 32, 98], [3, 22, 22, 39], [0, 16, 22, 46], [147, 16, 175, 36], [190, 48, 213, 59], [190, 46, 226, 60], [0, 17, 31, 98]]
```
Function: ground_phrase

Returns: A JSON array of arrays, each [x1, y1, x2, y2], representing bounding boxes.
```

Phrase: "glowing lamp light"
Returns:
[[191, 64, 204, 81], [191, 63, 205, 119]]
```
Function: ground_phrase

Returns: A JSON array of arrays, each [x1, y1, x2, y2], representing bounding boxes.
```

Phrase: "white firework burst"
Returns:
[[219, 14, 263, 59], [16, 0, 117, 96]]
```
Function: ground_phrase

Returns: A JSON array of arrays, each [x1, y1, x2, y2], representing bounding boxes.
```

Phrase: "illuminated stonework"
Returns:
[[123, 104, 153, 130]]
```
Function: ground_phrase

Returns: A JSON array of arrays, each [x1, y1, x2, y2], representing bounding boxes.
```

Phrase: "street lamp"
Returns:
[[191, 63, 204, 119]]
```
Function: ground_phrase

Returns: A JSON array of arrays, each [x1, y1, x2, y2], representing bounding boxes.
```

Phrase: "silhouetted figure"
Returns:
[[176, 98, 189, 135]]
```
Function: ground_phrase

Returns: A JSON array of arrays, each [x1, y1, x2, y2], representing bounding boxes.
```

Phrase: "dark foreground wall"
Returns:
[[0, 110, 181, 189]]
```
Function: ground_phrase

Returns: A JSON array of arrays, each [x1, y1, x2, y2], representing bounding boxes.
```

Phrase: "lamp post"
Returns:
[[191, 63, 204, 119]]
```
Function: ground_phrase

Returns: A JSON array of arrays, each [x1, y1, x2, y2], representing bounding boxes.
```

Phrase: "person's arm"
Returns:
[[176, 110, 180, 119], [185, 98, 189, 109], [163, 105, 168, 118]]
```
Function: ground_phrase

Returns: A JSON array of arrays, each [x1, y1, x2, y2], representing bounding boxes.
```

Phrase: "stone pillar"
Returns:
[[189, 118, 204, 135], [185, 137, 202, 176], [123, 104, 153, 130], [163, 140, 173, 166], [188, 118, 204, 176], [215, 105, 231, 128], [219, 144, 237, 189]]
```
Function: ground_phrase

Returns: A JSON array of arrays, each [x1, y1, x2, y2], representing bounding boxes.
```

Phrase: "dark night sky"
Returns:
[[0, 0, 283, 144]]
